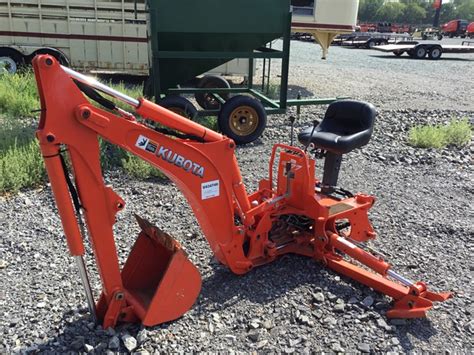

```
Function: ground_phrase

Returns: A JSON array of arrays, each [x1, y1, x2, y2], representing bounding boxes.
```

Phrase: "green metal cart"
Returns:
[[144, 0, 341, 144]]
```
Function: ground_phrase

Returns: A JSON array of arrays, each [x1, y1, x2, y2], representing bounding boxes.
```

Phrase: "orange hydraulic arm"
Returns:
[[33, 55, 451, 329]]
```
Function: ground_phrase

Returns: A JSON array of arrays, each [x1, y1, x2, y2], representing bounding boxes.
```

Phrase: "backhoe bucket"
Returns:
[[121, 216, 201, 326]]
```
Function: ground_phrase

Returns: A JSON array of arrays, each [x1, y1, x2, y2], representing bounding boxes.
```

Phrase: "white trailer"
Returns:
[[0, 0, 149, 74]]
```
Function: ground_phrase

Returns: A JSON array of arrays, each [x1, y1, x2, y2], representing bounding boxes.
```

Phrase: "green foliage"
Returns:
[[0, 70, 39, 118], [375, 3, 407, 23], [403, 3, 427, 24], [0, 70, 169, 194], [443, 119, 472, 147], [0, 127, 46, 194], [358, 0, 474, 24], [408, 119, 472, 149], [195, 116, 218, 131], [121, 152, 165, 179], [359, 0, 385, 22]]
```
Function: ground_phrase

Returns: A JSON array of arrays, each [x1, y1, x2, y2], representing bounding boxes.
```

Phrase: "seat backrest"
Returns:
[[321, 100, 376, 135]]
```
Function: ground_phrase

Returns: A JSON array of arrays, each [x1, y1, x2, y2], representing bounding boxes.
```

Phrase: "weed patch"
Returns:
[[408, 119, 472, 149]]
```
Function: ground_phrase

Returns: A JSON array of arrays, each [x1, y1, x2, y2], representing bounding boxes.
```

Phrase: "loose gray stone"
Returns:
[[84, 344, 94, 353], [108, 336, 120, 350], [313, 292, 325, 303], [122, 333, 137, 352], [357, 343, 370, 353], [362, 296, 374, 307]]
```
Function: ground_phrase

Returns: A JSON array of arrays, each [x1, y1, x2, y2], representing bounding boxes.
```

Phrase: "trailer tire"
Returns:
[[366, 39, 376, 49], [195, 75, 230, 110], [393, 50, 403, 57], [0, 49, 24, 74], [218, 95, 266, 145], [428, 46, 442, 60], [437, 34, 443, 40], [414, 45, 427, 59], [159, 96, 198, 120]]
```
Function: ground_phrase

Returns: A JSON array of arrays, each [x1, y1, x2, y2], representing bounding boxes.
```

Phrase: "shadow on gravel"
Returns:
[[368, 54, 474, 62], [24, 254, 439, 352]]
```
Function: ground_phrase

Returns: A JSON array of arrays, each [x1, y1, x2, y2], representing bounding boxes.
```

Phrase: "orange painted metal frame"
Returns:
[[34, 55, 451, 328]]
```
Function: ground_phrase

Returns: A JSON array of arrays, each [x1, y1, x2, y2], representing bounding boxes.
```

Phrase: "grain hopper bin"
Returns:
[[145, 0, 345, 145], [292, 0, 360, 58]]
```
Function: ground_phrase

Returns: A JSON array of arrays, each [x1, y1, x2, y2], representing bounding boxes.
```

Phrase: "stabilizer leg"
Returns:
[[324, 232, 452, 318]]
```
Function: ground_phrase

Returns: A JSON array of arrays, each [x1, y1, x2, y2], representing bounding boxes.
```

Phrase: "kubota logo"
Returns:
[[135, 135, 204, 178]]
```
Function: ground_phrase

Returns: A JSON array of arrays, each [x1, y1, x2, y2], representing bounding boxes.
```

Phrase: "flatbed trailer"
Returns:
[[334, 32, 412, 48], [374, 41, 474, 59]]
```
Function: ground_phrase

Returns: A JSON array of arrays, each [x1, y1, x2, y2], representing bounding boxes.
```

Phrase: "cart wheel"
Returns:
[[143, 76, 153, 98], [428, 46, 442, 60], [159, 96, 198, 120], [0, 49, 24, 74], [195, 75, 230, 110], [218, 95, 267, 145], [414, 46, 427, 59]]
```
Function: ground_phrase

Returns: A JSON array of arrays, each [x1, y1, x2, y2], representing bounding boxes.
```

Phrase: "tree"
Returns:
[[439, 3, 457, 23], [456, 0, 474, 21], [358, 0, 385, 22], [375, 2, 407, 22], [404, 3, 427, 24]]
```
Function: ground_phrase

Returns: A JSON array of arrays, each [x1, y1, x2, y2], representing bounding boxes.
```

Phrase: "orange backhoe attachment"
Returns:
[[33, 55, 452, 329]]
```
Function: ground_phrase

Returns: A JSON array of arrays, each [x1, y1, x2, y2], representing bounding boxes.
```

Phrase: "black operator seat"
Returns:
[[298, 100, 376, 154]]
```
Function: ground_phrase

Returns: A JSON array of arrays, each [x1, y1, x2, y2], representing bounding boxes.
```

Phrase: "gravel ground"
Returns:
[[1, 39, 473, 353]]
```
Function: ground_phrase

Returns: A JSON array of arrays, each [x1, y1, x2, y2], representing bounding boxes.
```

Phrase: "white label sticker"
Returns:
[[135, 135, 149, 150], [201, 180, 220, 200]]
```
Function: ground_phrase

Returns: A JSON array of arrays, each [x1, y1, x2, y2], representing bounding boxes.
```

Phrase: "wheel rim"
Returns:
[[0, 56, 17, 74], [229, 106, 259, 136]]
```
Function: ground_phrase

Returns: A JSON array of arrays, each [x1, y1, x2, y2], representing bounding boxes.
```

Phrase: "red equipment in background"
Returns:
[[442, 19, 469, 38], [33, 55, 452, 329], [467, 22, 474, 38]]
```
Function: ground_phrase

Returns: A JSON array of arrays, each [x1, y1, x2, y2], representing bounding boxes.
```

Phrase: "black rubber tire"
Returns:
[[0, 49, 24, 74], [159, 96, 198, 120], [428, 46, 442, 60], [218, 95, 267, 145], [414, 45, 427, 59], [195, 75, 230, 110], [422, 34, 428, 40], [366, 39, 376, 49], [393, 50, 403, 57], [437, 34, 443, 40], [143, 76, 153, 98]]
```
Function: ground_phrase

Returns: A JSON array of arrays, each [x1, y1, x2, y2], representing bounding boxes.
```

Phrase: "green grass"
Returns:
[[408, 119, 472, 149], [0, 70, 39, 118], [0, 70, 169, 194]]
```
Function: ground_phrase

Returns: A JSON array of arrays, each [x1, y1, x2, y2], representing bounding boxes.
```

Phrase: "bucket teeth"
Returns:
[[134, 214, 180, 253]]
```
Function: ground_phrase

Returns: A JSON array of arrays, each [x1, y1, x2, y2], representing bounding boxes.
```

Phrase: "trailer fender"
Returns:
[[28, 48, 70, 66]]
